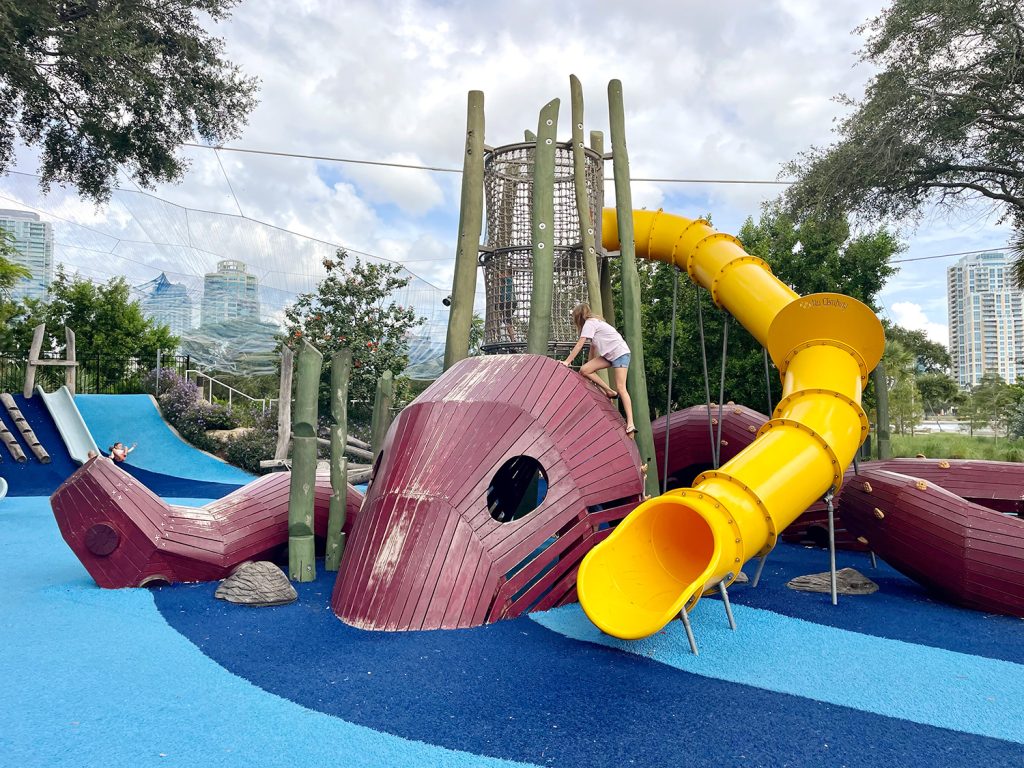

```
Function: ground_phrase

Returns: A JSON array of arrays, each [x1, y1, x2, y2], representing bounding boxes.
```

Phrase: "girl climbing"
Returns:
[[561, 303, 636, 437]]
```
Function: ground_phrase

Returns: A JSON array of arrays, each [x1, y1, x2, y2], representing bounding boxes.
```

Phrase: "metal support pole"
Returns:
[[825, 491, 838, 606], [662, 268, 679, 493], [763, 347, 773, 416], [751, 553, 769, 588], [155, 348, 161, 397], [715, 317, 729, 469], [679, 609, 699, 655], [696, 289, 716, 466], [718, 580, 737, 630]]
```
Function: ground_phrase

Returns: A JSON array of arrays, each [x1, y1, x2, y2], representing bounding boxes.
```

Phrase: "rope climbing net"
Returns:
[[480, 142, 604, 355]]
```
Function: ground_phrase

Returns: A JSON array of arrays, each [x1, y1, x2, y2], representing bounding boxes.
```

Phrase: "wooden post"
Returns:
[[570, 75, 602, 319], [592, 131, 615, 323], [527, 98, 559, 356], [608, 79, 660, 498], [524, 129, 537, 142], [23, 323, 45, 398], [288, 341, 322, 582], [64, 327, 76, 395], [274, 346, 294, 460], [325, 348, 352, 571], [370, 370, 395, 462], [873, 363, 892, 460], [443, 90, 486, 371]]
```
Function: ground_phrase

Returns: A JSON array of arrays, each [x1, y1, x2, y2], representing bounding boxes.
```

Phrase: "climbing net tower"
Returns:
[[480, 142, 604, 355]]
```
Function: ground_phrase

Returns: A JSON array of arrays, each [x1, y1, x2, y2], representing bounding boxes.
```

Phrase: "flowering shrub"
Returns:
[[224, 409, 279, 474], [147, 368, 239, 454]]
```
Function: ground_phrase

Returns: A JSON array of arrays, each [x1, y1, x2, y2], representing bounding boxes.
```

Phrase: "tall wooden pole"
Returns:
[[274, 346, 294, 460], [608, 79, 659, 497], [325, 348, 352, 571], [873, 363, 892, 459], [570, 75, 602, 318], [370, 370, 395, 462], [443, 90, 486, 371], [288, 341, 322, 582], [527, 98, 559, 355], [592, 131, 615, 322]]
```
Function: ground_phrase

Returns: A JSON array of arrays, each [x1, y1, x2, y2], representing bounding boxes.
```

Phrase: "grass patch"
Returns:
[[890, 433, 1024, 462]]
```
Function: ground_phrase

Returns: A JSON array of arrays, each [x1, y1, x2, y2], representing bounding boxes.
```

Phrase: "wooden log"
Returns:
[[370, 370, 395, 462], [325, 348, 352, 571], [65, 327, 76, 395], [443, 90, 486, 371], [608, 79, 659, 497], [0, 415, 26, 462], [527, 98, 559, 355], [23, 323, 45, 398], [873, 363, 892, 459], [288, 341, 322, 582], [314, 436, 373, 461], [274, 346, 293, 460], [1, 393, 49, 463], [570, 75, 602, 319]]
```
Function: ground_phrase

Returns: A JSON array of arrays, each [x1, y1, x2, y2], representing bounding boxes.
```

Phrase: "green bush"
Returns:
[[223, 411, 279, 474]]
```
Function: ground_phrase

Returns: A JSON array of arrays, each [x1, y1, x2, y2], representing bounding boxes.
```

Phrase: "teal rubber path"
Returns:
[[75, 395, 253, 485]]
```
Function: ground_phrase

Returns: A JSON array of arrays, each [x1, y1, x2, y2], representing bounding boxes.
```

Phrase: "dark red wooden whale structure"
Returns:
[[841, 466, 1024, 616], [331, 354, 644, 631], [51, 457, 363, 588]]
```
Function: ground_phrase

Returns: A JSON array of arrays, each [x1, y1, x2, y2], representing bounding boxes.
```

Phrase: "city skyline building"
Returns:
[[200, 259, 260, 326], [140, 273, 193, 338], [0, 208, 53, 301], [947, 250, 1024, 388]]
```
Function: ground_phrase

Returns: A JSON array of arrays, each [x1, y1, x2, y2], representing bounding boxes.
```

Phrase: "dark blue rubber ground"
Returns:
[[154, 544, 1024, 768]]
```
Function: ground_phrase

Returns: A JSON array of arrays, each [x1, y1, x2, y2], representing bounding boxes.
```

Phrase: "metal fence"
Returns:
[[0, 352, 191, 395]]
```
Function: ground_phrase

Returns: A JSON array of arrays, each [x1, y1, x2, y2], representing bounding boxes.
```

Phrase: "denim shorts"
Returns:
[[608, 352, 631, 369]]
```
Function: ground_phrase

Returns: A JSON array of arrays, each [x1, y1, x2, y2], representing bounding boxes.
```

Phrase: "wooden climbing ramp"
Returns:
[[331, 354, 644, 631], [51, 457, 364, 588]]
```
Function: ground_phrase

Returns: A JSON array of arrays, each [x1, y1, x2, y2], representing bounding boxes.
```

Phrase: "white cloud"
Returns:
[[890, 301, 949, 347]]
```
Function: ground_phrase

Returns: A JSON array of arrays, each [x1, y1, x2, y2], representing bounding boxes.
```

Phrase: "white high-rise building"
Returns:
[[947, 251, 1024, 387], [0, 209, 54, 301], [201, 260, 260, 326]]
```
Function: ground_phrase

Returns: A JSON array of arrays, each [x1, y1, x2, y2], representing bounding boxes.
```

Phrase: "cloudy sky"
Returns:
[[1, 0, 1015, 345]]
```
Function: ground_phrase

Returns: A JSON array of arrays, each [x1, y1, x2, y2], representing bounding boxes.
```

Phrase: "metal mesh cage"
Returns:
[[480, 142, 604, 356]]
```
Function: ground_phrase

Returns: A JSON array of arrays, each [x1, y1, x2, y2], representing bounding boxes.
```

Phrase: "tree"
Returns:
[[885, 339, 924, 435], [0, 1, 258, 202], [0, 227, 30, 298], [916, 371, 960, 418], [784, 1, 1024, 261], [884, 323, 951, 373], [282, 251, 424, 426], [972, 371, 1014, 437]]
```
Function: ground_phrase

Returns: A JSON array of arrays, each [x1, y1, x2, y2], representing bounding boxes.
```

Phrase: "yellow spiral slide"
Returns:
[[577, 209, 885, 640]]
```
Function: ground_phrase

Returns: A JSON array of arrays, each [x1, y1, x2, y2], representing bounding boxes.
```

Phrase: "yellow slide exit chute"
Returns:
[[576, 209, 884, 640]]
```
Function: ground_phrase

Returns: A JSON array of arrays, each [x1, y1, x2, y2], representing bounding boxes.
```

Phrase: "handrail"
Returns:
[[185, 369, 277, 414]]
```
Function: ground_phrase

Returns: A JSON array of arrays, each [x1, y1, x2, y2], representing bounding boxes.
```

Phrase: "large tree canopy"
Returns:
[[785, 0, 1024, 234], [0, 0, 258, 201]]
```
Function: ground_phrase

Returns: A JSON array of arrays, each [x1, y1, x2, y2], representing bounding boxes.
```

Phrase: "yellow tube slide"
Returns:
[[577, 209, 884, 640]]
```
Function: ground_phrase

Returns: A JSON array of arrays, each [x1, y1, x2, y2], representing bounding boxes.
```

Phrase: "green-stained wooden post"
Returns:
[[527, 98, 559, 355], [443, 91, 485, 371], [370, 370, 395, 462], [524, 129, 536, 142], [570, 75, 602, 318], [325, 348, 352, 571], [288, 340, 323, 582], [873, 363, 892, 460], [608, 79, 659, 498], [592, 131, 615, 322]]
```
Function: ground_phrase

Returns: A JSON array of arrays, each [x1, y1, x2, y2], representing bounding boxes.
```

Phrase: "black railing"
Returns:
[[0, 352, 190, 395]]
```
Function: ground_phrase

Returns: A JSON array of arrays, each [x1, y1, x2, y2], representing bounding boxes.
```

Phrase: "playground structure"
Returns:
[[6, 76, 1018, 654]]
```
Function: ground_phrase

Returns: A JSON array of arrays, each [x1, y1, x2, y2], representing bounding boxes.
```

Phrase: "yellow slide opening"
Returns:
[[577, 209, 885, 640]]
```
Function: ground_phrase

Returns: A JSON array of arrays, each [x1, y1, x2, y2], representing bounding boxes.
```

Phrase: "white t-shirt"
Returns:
[[580, 318, 630, 361]]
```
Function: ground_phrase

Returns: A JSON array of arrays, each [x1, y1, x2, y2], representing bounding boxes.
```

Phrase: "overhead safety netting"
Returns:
[[0, 173, 450, 378]]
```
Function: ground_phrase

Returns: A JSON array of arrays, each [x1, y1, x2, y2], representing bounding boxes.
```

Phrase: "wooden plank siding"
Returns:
[[841, 467, 1024, 617], [331, 354, 643, 631], [50, 457, 363, 589]]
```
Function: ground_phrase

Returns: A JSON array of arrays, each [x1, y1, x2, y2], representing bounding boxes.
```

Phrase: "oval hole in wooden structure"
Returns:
[[487, 456, 547, 524]]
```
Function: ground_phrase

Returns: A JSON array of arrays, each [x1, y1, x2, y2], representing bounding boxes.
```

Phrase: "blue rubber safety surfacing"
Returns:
[[76, 394, 253, 485], [151, 544, 1024, 768]]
